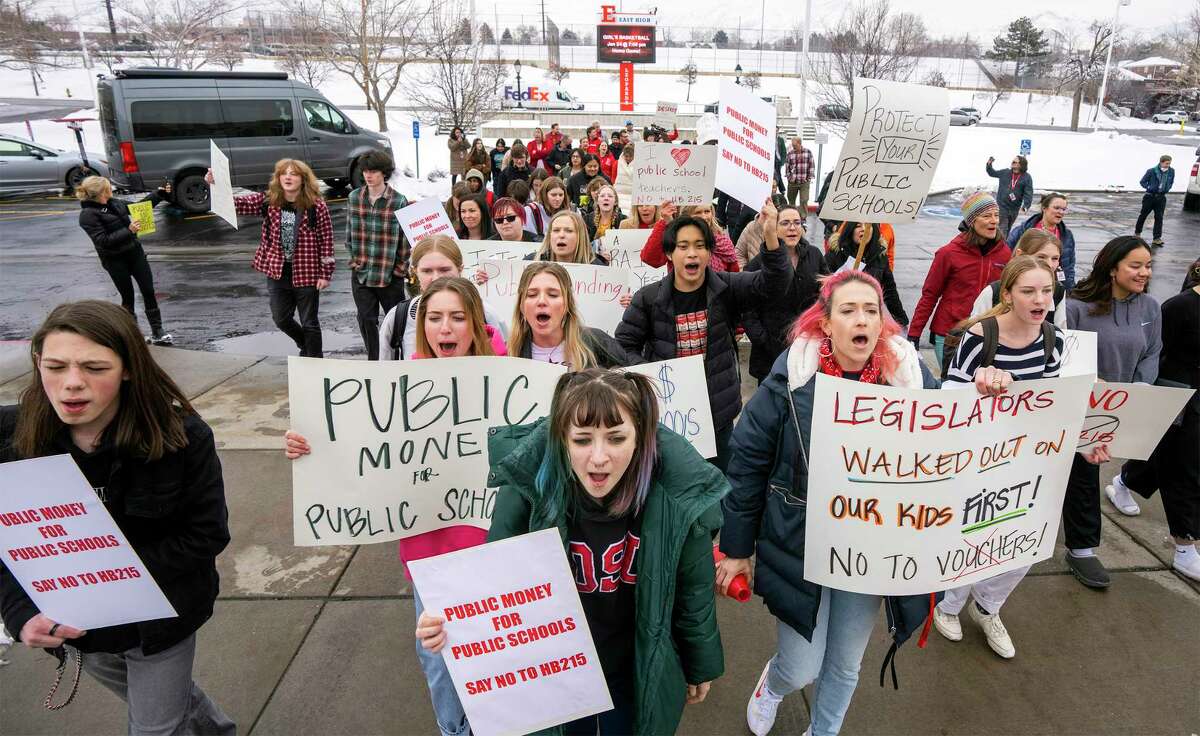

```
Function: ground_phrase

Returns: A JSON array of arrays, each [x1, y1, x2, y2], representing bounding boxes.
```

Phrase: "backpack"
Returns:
[[940, 315, 1055, 379], [388, 298, 417, 360]]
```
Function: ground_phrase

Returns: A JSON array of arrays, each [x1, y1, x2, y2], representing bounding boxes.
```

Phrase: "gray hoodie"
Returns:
[[1065, 293, 1161, 383]]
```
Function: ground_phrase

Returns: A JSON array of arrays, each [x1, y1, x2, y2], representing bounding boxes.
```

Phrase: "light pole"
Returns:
[[799, 0, 812, 124], [735, 63, 743, 86], [514, 59, 523, 109], [1092, 0, 1132, 125]]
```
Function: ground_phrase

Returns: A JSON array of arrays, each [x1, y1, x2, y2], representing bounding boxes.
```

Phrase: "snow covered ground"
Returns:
[[2, 60, 1195, 206]]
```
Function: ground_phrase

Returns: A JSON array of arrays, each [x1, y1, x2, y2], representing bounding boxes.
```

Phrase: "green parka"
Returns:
[[486, 419, 727, 735]]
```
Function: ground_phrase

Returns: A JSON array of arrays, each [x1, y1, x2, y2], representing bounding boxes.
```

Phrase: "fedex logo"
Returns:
[[504, 85, 550, 102]]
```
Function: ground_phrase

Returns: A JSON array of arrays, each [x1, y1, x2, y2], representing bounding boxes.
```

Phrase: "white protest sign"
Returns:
[[818, 78, 950, 223], [408, 529, 611, 736], [600, 229, 667, 291], [459, 240, 538, 270], [288, 356, 565, 545], [476, 259, 631, 335], [0, 455, 177, 630], [208, 139, 237, 229], [632, 143, 717, 206], [622, 356, 716, 458], [716, 79, 776, 210], [1059, 329, 1098, 377], [397, 197, 458, 246], [654, 100, 679, 129], [804, 374, 1093, 595], [1077, 382, 1195, 460]]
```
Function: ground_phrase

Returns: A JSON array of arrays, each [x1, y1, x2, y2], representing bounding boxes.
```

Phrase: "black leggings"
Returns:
[[1122, 406, 1200, 541], [100, 246, 161, 330]]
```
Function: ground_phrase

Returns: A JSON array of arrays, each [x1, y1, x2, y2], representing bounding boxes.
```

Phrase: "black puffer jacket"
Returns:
[[743, 240, 827, 381], [615, 245, 788, 432], [78, 190, 168, 258], [515, 326, 633, 368], [0, 406, 230, 656]]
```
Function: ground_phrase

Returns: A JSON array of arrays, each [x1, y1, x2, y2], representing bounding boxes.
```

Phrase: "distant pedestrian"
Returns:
[[1136, 155, 1174, 247], [447, 127, 469, 185], [345, 150, 410, 360], [785, 137, 816, 209], [986, 154, 1033, 238], [465, 138, 491, 181], [488, 138, 507, 190]]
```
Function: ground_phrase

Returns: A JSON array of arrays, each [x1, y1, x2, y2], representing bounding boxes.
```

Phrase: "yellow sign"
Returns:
[[128, 200, 156, 235]]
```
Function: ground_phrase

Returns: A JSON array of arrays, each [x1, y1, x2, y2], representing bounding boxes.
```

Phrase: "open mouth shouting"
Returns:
[[435, 341, 460, 357], [585, 471, 611, 490], [59, 398, 91, 416], [534, 310, 553, 328], [682, 262, 702, 277], [850, 333, 871, 349], [1028, 307, 1046, 322]]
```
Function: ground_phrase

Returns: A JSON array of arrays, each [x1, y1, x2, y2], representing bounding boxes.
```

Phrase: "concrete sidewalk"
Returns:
[[0, 346, 1197, 736]]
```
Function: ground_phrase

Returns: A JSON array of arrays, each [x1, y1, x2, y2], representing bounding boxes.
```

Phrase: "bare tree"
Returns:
[[408, 2, 504, 132], [742, 70, 762, 90], [210, 35, 244, 71], [816, 0, 928, 111], [1052, 22, 1112, 130], [277, 3, 333, 88], [546, 64, 570, 83], [320, 0, 428, 132], [117, 0, 236, 70], [0, 0, 59, 73], [678, 60, 698, 101]]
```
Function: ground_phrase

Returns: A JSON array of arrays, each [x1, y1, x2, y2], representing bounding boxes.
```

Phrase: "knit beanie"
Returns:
[[961, 191, 998, 226]]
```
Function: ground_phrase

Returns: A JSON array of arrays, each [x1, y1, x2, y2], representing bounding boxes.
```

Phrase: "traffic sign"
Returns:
[[1020, 138, 1031, 156], [412, 121, 420, 139]]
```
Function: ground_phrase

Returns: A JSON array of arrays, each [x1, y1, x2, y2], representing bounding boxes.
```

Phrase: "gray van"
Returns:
[[97, 68, 391, 212]]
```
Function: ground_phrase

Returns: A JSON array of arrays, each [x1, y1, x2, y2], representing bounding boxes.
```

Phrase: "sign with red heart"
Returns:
[[631, 143, 717, 206], [670, 148, 691, 166]]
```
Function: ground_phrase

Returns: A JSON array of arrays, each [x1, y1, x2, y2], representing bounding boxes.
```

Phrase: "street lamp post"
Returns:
[[514, 59, 523, 109], [735, 63, 743, 86], [1093, 0, 1132, 126]]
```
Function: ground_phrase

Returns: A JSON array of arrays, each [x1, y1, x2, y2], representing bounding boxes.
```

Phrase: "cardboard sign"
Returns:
[[632, 143, 717, 206], [408, 529, 612, 736], [288, 356, 564, 545], [459, 240, 538, 270], [0, 455, 177, 630], [622, 356, 717, 458], [654, 100, 678, 130], [600, 229, 667, 291], [1059, 329, 1098, 378], [804, 374, 1094, 595], [397, 198, 458, 246], [715, 79, 776, 210], [208, 139, 238, 229], [476, 259, 631, 336], [127, 200, 156, 236], [818, 78, 950, 223], [1077, 382, 1195, 460]]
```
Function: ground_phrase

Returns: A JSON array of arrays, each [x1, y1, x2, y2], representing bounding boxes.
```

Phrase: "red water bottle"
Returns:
[[712, 545, 751, 602]]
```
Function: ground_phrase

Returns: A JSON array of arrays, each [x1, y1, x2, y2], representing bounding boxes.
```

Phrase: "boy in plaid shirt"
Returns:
[[785, 137, 816, 209], [347, 150, 411, 359]]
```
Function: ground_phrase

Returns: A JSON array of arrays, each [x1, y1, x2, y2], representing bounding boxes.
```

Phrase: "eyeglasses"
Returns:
[[493, 215, 520, 224]]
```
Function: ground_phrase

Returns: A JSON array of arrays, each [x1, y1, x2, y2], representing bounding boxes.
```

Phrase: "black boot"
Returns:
[[146, 308, 173, 346]]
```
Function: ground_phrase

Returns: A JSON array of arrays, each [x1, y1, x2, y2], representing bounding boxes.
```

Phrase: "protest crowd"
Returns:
[[1, 79, 1198, 736]]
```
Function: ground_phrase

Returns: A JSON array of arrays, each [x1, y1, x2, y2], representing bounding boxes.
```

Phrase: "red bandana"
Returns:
[[818, 338, 883, 384]]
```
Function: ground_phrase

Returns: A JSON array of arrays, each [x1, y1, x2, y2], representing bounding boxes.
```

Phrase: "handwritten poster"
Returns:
[[460, 240, 538, 270], [288, 356, 564, 545], [600, 230, 667, 291], [632, 143, 717, 206], [1059, 329, 1098, 377], [0, 455, 177, 630], [622, 356, 716, 458], [654, 100, 679, 130], [1077, 382, 1195, 460], [818, 78, 950, 224], [127, 200, 156, 236], [397, 197, 458, 246], [805, 374, 1093, 595], [408, 529, 611, 736], [476, 259, 632, 336], [208, 139, 237, 229], [716, 79, 776, 210]]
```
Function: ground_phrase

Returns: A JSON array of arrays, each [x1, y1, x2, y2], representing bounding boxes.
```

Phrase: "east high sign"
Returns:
[[598, 5, 658, 25]]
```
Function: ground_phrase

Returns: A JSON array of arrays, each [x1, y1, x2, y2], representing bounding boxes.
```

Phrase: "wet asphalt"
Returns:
[[0, 190, 1195, 357]]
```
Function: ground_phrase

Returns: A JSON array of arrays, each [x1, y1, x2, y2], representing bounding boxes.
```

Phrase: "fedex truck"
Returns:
[[500, 82, 585, 111]]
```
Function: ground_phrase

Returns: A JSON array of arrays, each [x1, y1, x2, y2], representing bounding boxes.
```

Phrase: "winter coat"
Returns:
[[78, 189, 168, 258], [0, 406, 229, 656], [526, 139, 552, 171], [466, 149, 491, 178], [720, 336, 939, 654], [1007, 213, 1076, 289], [616, 245, 788, 432], [546, 146, 574, 177], [234, 192, 335, 287], [986, 163, 1033, 211], [448, 137, 470, 176], [743, 241, 828, 381], [600, 153, 619, 183], [640, 218, 740, 273], [487, 147, 507, 178], [493, 164, 533, 202], [581, 206, 627, 240], [567, 170, 610, 207], [513, 326, 633, 368], [1139, 165, 1174, 194], [487, 420, 726, 736], [909, 228, 1011, 339], [827, 221, 897, 272], [823, 238, 909, 326]]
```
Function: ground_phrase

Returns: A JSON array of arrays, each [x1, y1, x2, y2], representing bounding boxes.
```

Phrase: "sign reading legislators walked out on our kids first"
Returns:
[[804, 374, 1093, 596], [818, 78, 951, 224], [409, 529, 612, 736]]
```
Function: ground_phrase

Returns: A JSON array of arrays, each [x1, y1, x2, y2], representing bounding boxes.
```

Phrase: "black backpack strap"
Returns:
[[980, 316, 1000, 368], [389, 298, 412, 359], [1041, 321, 1056, 368], [990, 281, 1001, 306], [1053, 282, 1064, 305]]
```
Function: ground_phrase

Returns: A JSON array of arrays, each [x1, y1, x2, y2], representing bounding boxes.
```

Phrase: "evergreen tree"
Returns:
[[713, 30, 729, 48], [478, 23, 495, 45], [987, 17, 1050, 86]]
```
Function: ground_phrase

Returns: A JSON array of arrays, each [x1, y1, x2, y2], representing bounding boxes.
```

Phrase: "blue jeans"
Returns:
[[933, 334, 946, 368], [766, 587, 880, 736], [414, 590, 470, 736]]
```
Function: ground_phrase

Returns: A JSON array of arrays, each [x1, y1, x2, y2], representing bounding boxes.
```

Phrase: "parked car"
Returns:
[[958, 106, 982, 118], [952, 107, 981, 123], [949, 109, 978, 126], [0, 133, 109, 195], [1185, 156, 1200, 213], [97, 68, 390, 212], [1152, 109, 1189, 124], [815, 103, 851, 121]]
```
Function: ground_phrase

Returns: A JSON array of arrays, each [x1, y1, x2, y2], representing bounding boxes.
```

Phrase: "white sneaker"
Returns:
[[932, 606, 963, 641], [747, 660, 783, 736], [1173, 548, 1200, 582], [1105, 474, 1140, 516], [969, 604, 1016, 659]]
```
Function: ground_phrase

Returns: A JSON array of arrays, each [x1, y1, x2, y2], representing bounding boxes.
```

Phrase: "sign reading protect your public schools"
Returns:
[[818, 78, 951, 224]]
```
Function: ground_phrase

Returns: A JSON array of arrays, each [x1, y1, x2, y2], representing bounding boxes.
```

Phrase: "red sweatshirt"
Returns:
[[639, 218, 740, 273], [908, 231, 1011, 338]]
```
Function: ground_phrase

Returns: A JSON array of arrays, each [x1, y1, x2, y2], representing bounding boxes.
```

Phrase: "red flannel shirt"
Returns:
[[236, 192, 335, 286]]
